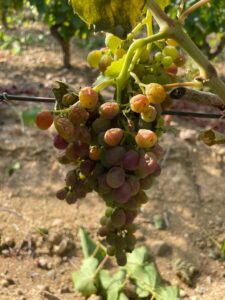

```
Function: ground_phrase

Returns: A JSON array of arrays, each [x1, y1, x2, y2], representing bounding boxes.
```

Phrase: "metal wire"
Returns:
[[0, 92, 224, 120]]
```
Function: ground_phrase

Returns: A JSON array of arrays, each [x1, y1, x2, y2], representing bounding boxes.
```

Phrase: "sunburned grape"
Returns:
[[99, 102, 120, 120], [145, 83, 166, 104], [79, 87, 99, 109], [36, 110, 53, 130], [130, 94, 150, 113], [135, 129, 157, 148], [104, 128, 124, 146]]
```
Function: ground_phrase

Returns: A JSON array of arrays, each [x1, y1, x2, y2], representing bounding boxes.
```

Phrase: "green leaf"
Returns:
[[72, 257, 98, 296], [105, 56, 126, 78], [136, 286, 150, 298], [144, 264, 161, 289], [126, 246, 150, 273], [156, 285, 180, 300], [21, 106, 42, 126], [118, 292, 129, 300], [158, 0, 171, 9], [70, 0, 145, 38], [79, 227, 106, 262], [99, 269, 126, 300]]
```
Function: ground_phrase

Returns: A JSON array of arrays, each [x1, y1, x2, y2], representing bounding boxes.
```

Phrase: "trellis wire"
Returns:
[[0, 92, 224, 120]]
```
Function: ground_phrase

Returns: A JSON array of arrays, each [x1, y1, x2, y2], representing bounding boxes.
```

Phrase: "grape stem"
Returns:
[[179, 0, 210, 23], [116, 30, 168, 103], [146, 0, 225, 104], [92, 255, 109, 278]]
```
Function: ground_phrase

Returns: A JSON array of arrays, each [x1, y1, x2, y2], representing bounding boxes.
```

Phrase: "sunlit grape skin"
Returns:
[[130, 94, 149, 113], [135, 129, 157, 148], [104, 128, 124, 146], [99, 102, 120, 120], [87, 49, 102, 68], [145, 83, 166, 104], [79, 86, 99, 109]]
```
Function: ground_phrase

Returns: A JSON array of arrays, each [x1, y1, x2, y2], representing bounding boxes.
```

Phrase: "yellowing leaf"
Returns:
[[70, 0, 145, 38]]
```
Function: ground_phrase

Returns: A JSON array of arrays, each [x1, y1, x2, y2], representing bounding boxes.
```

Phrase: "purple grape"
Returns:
[[112, 181, 132, 203], [53, 134, 68, 150], [123, 150, 139, 170], [127, 176, 140, 196]]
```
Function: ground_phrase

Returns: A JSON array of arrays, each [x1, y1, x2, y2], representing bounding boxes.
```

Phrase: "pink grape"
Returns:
[[135, 129, 157, 148], [112, 181, 132, 204], [123, 150, 139, 171], [106, 167, 125, 189], [99, 102, 120, 120], [103, 146, 126, 166], [127, 176, 140, 196], [68, 105, 89, 125], [137, 152, 158, 178], [104, 128, 124, 146], [130, 94, 149, 113]]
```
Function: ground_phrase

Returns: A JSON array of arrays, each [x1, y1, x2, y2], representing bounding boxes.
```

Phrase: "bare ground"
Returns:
[[0, 26, 225, 300]]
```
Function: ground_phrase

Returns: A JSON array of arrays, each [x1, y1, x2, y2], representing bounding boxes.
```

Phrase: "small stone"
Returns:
[[1, 278, 15, 287], [206, 276, 212, 284], [153, 214, 166, 230], [189, 296, 198, 300], [47, 270, 56, 279], [60, 285, 71, 294], [3, 237, 15, 248], [151, 241, 172, 257], [51, 219, 63, 227], [42, 291, 60, 300], [1, 249, 10, 256], [37, 258, 51, 270], [180, 289, 187, 298]]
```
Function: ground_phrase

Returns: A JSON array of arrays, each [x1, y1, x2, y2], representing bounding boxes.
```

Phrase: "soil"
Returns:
[[0, 25, 225, 300]]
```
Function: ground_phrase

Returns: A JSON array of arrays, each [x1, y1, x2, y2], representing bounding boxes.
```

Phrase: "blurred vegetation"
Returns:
[[0, 0, 225, 67], [168, 0, 225, 59]]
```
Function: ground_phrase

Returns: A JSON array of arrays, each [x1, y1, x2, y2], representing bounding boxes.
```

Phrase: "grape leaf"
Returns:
[[72, 257, 98, 296], [99, 269, 126, 300], [79, 227, 106, 262], [105, 55, 127, 78], [70, 0, 145, 38], [156, 285, 180, 300]]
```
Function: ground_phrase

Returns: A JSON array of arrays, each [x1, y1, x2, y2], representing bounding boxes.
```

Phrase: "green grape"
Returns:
[[106, 232, 117, 245], [154, 51, 163, 62], [141, 105, 157, 123], [114, 48, 126, 60], [162, 55, 173, 68], [99, 54, 113, 72], [105, 207, 113, 217], [110, 208, 126, 228], [87, 50, 102, 68], [115, 250, 127, 266], [100, 215, 109, 226], [105, 33, 122, 52], [107, 245, 116, 256], [162, 45, 178, 61]]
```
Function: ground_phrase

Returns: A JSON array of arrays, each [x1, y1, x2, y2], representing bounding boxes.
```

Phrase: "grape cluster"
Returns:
[[35, 33, 185, 266], [36, 84, 165, 265]]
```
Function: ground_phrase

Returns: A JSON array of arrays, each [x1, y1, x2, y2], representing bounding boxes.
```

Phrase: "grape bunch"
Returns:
[[35, 33, 184, 266]]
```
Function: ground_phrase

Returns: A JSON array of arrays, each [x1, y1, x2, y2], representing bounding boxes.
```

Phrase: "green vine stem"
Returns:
[[116, 30, 168, 103], [146, 0, 225, 103]]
